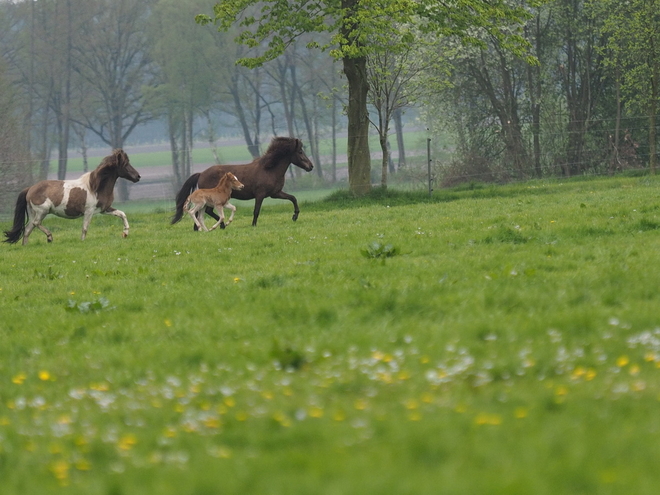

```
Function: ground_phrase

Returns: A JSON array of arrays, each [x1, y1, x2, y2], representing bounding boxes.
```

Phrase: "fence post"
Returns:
[[427, 137, 433, 197]]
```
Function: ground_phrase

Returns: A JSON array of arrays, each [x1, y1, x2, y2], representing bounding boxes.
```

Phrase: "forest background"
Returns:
[[0, 0, 659, 213]]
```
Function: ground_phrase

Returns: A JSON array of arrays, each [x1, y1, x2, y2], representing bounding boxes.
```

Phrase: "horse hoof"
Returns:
[[292, 214, 299, 222], [122, 232, 128, 238], [47, 237, 53, 243], [220, 222, 226, 230]]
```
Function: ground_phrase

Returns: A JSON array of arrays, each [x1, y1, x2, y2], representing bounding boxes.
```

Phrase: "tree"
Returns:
[[149, 0, 230, 188], [367, 33, 434, 188], [72, 0, 157, 199], [0, 61, 33, 214], [593, 0, 660, 174], [197, 0, 531, 196]]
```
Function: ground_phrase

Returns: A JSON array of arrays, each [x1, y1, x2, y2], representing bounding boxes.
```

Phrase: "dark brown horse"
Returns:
[[171, 137, 314, 227], [3, 149, 140, 245]]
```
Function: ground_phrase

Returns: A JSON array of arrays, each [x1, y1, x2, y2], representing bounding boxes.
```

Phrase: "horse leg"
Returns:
[[209, 204, 226, 231], [102, 208, 130, 238], [36, 224, 53, 243], [224, 202, 237, 225], [197, 209, 210, 231], [187, 205, 206, 231], [23, 208, 48, 245], [251, 196, 265, 226], [201, 206, 220, 231], [270, 191, 300, 221]]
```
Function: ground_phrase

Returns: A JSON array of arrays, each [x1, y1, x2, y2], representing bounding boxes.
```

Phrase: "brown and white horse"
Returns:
[[3, 149, 141, 245], [184, 172, 244, 231]]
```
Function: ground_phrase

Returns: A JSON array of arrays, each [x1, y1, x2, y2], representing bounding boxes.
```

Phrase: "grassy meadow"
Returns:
[[2, 174, 660, 494]]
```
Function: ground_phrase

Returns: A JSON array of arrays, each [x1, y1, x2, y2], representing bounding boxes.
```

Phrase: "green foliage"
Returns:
[[360, 241, 400, 259], [3, 175, 660, 493]]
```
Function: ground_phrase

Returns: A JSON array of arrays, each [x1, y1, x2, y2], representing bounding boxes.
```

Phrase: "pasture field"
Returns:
[[2, 175, 660, 494], [55, 130, 434, 173]]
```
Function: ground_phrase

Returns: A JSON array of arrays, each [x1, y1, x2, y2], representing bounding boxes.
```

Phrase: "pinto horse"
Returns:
[[184, 172, 244, 231], [3, 149, 141, 245], [171, 136, 314, 228]]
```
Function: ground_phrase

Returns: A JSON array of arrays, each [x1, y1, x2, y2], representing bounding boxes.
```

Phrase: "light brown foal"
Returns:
[[184, 172, 244, 231]]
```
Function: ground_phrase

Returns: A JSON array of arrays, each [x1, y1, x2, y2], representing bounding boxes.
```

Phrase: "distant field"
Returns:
[[3, 175, 660, 493], [52, 130, 434, 173]]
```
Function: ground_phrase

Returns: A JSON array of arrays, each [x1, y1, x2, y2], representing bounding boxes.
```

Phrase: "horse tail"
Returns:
[[3, 188, 29, 244], [171, 173, 200, 224]]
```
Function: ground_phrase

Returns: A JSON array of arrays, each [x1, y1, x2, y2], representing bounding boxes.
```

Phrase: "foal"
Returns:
[[184, 172, 244, 231]]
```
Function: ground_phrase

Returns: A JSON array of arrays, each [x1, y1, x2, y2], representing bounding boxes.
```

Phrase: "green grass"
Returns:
[[3, 175, 660, 494]]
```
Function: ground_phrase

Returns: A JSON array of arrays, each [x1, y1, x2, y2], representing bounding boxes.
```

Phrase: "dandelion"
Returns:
[[208, 445, 232, 459], [629, 364, 641, 376], [38, 370, 51, 381], [585, 368, 597, 381], [233, 277, 242, 283], [223, 397, 236, 408], [354, 399, 368, 410], [397, 370, 411, 381], [571, 366, 586, 380], [204, 417, 221, 429], [163, 427, 177, 438], [421, 393, 434, 404], [12, 373, 26, 385], [235, 411, 248, 421], [404, 399, 419, 410], [117, 434, 137, 451], [0, 417, 10, 426], [420, 355, 430, 364], [408, 411, 422, 421], [261, 391, 274, 400], [75, 459, 92, 471], [164, 319, 173, 327], [49, 460, 70, 484], [333, 410, 346, 421], [514, 407, 528, 419], [372, 351, 384, 361], [475, 413, 502, 425], [616, 355, 630, 367], [555, 385, 569, 396], [645, 352, 657, 362], [273, 411, 291, 427], [308, 406, 324, 418]]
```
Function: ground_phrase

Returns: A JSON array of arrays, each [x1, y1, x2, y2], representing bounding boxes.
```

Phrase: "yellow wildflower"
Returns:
[[616, 355, 630, 367], [12, 373, 26, 385]]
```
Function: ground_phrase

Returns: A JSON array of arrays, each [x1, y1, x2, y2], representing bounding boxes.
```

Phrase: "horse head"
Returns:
[[227, 173, 244, 191], [114, 149, 141, 183], [291, 139, 314, 172], [264, 137, 314, 172]]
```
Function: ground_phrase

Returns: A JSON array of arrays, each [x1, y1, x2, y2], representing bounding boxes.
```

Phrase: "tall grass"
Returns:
[[2, 175, 660, 494]]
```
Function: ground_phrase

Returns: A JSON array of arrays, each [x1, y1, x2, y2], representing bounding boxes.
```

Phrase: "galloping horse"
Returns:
[[171, 136, 314, 228], [184, 172, 244, 231], [3, 149, 141, 245]]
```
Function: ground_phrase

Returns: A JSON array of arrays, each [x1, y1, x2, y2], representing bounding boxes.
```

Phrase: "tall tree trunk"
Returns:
[[649, 64, 658, 174], [343, 55, 371, 195], [230, 73, 260, 159], [393, 108, 406, 170], [526, 15, 542, 178], [169, 112, 183, 187], [380, 134, 389, 188]]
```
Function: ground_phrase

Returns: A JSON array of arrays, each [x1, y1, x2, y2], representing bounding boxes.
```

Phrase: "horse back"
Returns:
[[26, 178, 96, 219], [198, 162, 281, 201]]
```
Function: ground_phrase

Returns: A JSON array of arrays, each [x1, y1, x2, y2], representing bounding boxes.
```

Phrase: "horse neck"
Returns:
[[90, 167, 119, 198], [261, 155, 291, 174]]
